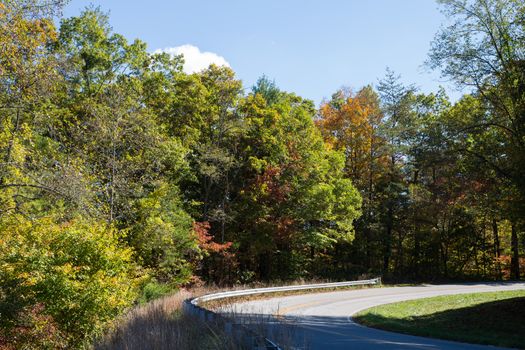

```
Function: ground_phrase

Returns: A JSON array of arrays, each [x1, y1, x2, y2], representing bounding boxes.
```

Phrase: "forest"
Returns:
[[0, 0, 524, 348]]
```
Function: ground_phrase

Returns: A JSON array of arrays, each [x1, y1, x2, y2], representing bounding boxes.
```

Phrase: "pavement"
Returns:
[[223, 282, 525, 350]]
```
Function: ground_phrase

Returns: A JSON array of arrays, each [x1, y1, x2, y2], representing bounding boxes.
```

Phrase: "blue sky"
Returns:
[[63, 0, 462, 105]]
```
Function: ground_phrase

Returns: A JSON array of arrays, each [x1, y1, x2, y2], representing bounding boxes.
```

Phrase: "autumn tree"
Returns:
[[0, 3, 141, 348], [317, 86, 388, 272], [429, 0, 525, 279], [235, 92, 362, 280], [0, 0, 68, 217]]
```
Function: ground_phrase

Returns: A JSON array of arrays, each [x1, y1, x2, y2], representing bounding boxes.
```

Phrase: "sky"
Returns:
[[62, 0, 463, 106]]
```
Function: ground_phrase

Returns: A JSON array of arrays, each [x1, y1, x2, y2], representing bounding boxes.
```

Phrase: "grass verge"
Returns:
[[354, 290, 525, 349], [94, 290, 238, 350]]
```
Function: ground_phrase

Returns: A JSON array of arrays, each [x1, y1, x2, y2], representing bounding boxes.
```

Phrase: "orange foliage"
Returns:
[[496, 255, 525, 279], [194, 221, 232, 253], [276, 216, 295, 241], [316, 87, 388, 189]]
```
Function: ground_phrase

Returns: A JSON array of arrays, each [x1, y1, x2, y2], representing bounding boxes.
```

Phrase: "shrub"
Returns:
[[137, 280, 174, 304], [0, 215, 140, 349]]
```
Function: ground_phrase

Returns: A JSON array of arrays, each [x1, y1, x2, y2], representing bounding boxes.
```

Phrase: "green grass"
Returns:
[[137, 280, 175, 304], [354, 290, 525, 349]]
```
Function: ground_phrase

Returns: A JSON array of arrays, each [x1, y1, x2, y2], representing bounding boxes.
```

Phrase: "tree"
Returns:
[[429, 0, 525, 279], [317, 86, 388, 272], [131, 183, 196, 285], [377, 70, 416, 273], [52, 8, 200, 283], [252, 75, 281, 106], [0, 0, 68, 218], [233, 92, 362, 280]]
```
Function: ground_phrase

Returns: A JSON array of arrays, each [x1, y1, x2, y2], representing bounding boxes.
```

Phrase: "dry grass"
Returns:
[[94, 278, 379, 350], [93, 290, 237, 350]]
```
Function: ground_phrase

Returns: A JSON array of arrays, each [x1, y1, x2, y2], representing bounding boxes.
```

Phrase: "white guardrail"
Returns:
[[183, 277, 381, 349]]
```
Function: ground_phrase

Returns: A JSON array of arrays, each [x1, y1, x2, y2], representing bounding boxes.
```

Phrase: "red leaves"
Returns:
[[276, 216, 295, 241], [194, 221, 232, 253], [0, 304, 66, 350], [254, 165, 291, 203]]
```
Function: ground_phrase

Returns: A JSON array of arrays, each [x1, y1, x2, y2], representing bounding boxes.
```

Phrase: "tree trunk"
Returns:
[[413, 231, 420, 278], [511, 223, 520, 280], [258, 251, 272, 281], [492, 218, 502, 279], [396, 231, 404, 275], [441, 244, 448, 278], [383, 217, 392, 273], [412, 170, 420, 278]]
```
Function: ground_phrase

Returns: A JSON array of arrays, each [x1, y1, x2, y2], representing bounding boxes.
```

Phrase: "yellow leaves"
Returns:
[[0, 3, 59, 101], [249, 156, 268, 173], [20, 271, 44, 287], [55, 263, 74, 275], [259, 182, 269, 195], [0, 214, 140, 347]]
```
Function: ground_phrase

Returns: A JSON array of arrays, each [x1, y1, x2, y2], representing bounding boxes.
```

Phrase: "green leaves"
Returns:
[[56, 7, 148, 96], [231, 90, 362, 279], [6, 1, 525, 348], [0, 215, 139, 348], [131, 182, 196, 284]]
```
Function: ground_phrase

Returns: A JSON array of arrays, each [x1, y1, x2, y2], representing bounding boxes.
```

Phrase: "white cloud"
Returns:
[[155, 44, 230, 74]]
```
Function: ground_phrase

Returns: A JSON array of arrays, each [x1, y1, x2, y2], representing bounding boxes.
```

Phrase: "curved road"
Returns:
[[226, 283, 525, 350]]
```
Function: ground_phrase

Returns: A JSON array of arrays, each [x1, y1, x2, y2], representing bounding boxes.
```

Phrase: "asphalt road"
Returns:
[[225, 283, 525, 350]]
